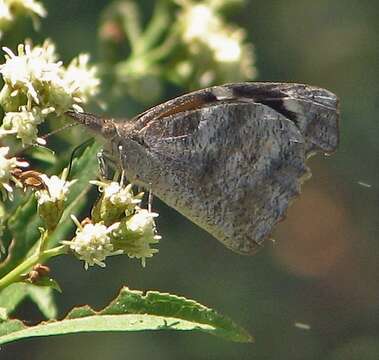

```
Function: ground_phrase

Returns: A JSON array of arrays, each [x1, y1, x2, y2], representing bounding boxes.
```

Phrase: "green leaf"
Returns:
[[0, 283, 26, 315], [0, 287, 253, 345], [27, 285, 57, 319], [28, 146, 57, 165], [29, 277, 62, 293], [0, 283, 57, 319]]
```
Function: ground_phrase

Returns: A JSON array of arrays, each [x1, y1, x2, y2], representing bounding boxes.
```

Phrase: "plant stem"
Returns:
[[141, 1, 171, 52], [121, 1, 142, 54], [0, 245, 67, 291]]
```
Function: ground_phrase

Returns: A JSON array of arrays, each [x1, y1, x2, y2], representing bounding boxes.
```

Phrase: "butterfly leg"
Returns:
[[97, 148, 117, 180], [148, 184, 153, 213]]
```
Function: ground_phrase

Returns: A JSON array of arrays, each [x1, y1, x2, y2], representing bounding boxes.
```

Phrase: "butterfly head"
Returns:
[[65, 110, 118, 140]]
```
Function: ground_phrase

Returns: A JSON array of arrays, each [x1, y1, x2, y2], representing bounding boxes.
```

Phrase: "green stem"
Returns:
[[0, 245, 67, 291], [144, 30, 179, 63], [39, 228, 50, 253], [121, 1, 142, 54], [121, 29, 179, 77], [141, 1, 171, 52]]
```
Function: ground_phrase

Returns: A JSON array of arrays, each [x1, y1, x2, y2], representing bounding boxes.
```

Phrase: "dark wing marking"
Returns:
[[225, 83, 339, 153]]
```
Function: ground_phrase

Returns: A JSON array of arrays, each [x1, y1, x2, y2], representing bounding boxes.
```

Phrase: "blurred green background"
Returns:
[[1, 0, 379, 358]]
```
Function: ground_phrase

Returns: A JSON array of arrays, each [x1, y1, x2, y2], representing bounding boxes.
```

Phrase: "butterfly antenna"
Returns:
[[10, 122, 80, 158], [40, 122, 79, 141]]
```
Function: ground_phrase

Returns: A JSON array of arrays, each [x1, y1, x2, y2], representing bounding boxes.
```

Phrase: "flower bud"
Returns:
[[90, 180, 142, 225]]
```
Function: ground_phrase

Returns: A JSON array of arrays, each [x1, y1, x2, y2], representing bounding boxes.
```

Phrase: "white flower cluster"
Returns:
[[0, 146, 28, 199], [35, 172, 76, 206], [0, 0, 46, 38], [0, 40, 100, 145], [67, 180, 160, 269], [92, 180, 141, 209], [35, 168, 77, 229], [63, 218, 121, 269], [119, 209, 161, 267], [177, 1, 256, 86]]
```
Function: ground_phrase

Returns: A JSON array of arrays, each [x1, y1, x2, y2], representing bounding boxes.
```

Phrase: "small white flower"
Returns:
[[92, 180, 141, 208], [181, 4, 220, 43], [64, 54, 100, 103], [0, 146, 28, 199], [90, 179, 142, 225], [35, 170, 76, 205], [0, 42, 62, 105], [64, 216, 120, 269], [111, 209, 161, 267], [178, 2, 256, 82], [1, 106, 50, 145], [0, 0, 46, 38], [10, 0, 47, 18], [35, 169, 77, 229], [127, 209, 159, 233], [0, 1, 12, 23], [208, 30, 242, 62], [181, 4, 244, 63]]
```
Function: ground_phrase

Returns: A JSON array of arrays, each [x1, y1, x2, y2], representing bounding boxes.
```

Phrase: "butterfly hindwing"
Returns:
[[134, 101, 308, 254]]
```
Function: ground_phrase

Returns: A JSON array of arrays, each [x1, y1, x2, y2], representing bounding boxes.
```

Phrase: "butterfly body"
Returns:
[[67, 82, 339, 255]]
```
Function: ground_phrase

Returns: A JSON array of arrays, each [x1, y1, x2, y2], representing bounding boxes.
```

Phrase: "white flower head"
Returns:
[[0, 42, 62, 105], [178, 2, 256, 82], [111, 209, 161, 267], [10, 0, 47, 18], [127, 209, 159, 234], [0, 1, 12, 23], [64, 216, 121, 269], [64, 54, 100, 103], [90, 179, 142, 225], [35, 168, 77, 229], [181, 4, 243, 63], [0, 146, 28, 200], [182, 4, 220, 42], [0, 41, 100, 145], [0, 106, 52, 145], [0, 0, 46, 38], [98, 181, 141, 207], [208, 30, 243, 62], [35, 169, 76, 205]]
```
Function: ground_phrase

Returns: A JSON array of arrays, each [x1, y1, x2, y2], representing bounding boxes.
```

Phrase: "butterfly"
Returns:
[[67, 82, 339, 255]]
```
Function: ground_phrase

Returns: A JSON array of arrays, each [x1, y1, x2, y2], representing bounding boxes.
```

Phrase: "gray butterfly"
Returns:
[[67, 82, 339, 255]]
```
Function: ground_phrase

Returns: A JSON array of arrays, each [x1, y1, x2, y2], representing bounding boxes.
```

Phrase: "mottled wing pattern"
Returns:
[[127, 83, 338, 254]]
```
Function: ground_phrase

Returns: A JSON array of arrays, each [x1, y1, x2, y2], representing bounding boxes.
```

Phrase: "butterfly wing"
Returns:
[[119, 83, 338, 254], [67, 82, 339, 255], [129, 102, 310, 254]]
